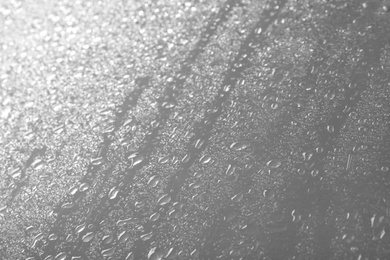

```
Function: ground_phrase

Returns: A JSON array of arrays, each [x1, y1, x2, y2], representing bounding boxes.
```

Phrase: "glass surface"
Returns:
[[1, 0, 390, 259]]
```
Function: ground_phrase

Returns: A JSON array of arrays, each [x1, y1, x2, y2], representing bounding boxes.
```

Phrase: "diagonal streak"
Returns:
[[37, 0, 241, 258]]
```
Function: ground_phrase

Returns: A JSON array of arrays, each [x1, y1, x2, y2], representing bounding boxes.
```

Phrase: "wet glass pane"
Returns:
[[1, 0, 390, 259]]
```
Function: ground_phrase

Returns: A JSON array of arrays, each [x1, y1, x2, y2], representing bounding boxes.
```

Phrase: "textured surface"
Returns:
[[1, 0, 390, 259]]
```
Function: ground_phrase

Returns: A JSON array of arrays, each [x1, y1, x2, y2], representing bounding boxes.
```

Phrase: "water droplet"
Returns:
[[103, 125, 115, 134], [157, 194, 172, 206], [302, 152, 313, 161], [229, 141, 250, 151], [311, 169, 319, 177], [162, 101, 175, 109], [75, 223, 86, 234], [108, 187, 119, 200], [291, 209, 301, 222], [168, 208, 177, 217], [140, 231, 153, 241], [158, 156, 170, 164], [31, 233, 44, 248], [0, 205, 8, 214], [91, 157, 104, 166], [380, 228, 386, 239], [171, 156, 179, 165], [54, 125, 65, 135], [128, 151, 139, 160], [102, 234, 114, 244], [69, 186, 78, 195], [123, 118, 134, 127], [77, 183, 88, 192], [31, 159, 44, 170], [10, 167, 21, 179], [101, 247, 115, 257], [122, 251, 133, 260], [266, 160, 281, 169], [189, 180, 201, 189], [181, 153, 190, 163], [132, 155, 145, 167], [190, 248, 197, 257], [226, 164, 236, 176], [326, 125, 334, 133], [358, 126, 367, 133], [55, 252, 67, 260], [48, 233, 58, 241], [148, 247, 156, 259], [231, 193, 244, 202], [61, 202, 74, 209], [223, 85, 232, 92], [263, 189, 275, 199], [118, 231, 130, 243], [147, 175, 160, 188], [194, 138, 205, 149], [116, 217, 134, 227], [82, 232, 94, 243], [149, 249, 164, 260], [165, 247, 177, 258], [25, 225, 35, 233], [199, 155, 212, 165], [66, 234, 73, 242], [149, 212, 160, 222], [135, 201, 145, 208]]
